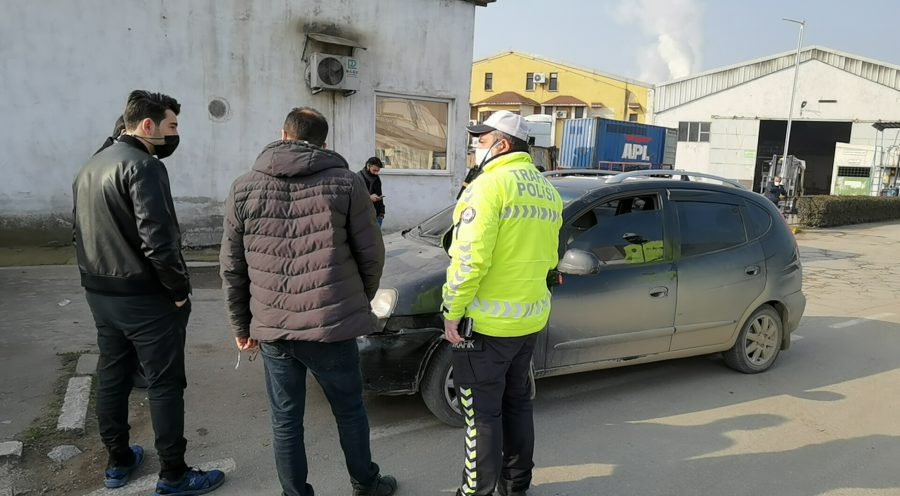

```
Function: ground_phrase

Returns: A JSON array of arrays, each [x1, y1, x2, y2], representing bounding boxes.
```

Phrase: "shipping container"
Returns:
[[558, 118, 677, 170]]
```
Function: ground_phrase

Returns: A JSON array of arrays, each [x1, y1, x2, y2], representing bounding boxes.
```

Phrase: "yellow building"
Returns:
[[470, 51, 652, 146]]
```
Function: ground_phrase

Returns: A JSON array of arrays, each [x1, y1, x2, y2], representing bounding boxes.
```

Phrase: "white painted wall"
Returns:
[[654, 59, 900, 183], [0, 0, 477, 245]]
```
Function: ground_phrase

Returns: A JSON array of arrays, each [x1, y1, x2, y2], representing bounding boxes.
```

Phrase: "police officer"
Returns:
[[442, 111, 563, 496]]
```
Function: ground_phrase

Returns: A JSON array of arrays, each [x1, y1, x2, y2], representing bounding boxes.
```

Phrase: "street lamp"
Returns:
[[781, 18, 806, 176]]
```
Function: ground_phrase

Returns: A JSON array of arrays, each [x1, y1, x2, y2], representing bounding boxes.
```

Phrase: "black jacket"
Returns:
[[73, 136, 190, 301], [359, 168, 385, 216], [764, 182, 787, 203]]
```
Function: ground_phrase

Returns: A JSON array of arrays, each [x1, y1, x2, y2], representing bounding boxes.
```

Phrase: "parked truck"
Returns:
[[558, 118, 677, 171]]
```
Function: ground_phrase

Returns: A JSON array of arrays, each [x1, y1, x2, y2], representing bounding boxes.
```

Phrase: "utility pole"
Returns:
[[781, 18, 806, 176]]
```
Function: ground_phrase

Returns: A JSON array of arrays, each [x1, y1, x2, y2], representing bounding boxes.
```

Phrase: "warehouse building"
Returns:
[[652, 46, 900, 194]]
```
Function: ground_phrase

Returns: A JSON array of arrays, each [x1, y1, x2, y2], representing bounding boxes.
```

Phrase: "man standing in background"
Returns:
[[359, 156, 386, 227]]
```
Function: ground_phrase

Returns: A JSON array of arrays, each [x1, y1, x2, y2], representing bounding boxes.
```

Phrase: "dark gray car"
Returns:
[[360, 170, 806, 426]]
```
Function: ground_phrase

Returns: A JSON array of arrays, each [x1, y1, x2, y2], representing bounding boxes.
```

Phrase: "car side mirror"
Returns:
[[558, 248, 602, 275]]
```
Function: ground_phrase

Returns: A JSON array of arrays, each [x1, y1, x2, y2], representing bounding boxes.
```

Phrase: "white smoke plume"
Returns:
[[616, 0, 704, 82]]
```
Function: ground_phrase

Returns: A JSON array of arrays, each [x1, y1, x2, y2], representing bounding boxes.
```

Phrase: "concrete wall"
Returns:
[[654, 59, 900, 183], [0, 0, 476, 246]]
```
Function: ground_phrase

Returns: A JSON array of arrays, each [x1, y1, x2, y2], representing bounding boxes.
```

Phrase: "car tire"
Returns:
[[421, 344, 465, 427], [723, 305, 783, 374]]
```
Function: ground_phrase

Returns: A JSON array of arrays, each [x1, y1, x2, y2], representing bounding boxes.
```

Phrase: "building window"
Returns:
[[479, 110, 493, 122], [677, 121, 711, 142], [525, 72, 535, 91], [574, 107, 584, 118], [628, 113, 639, 122], [484, 73, 493, 91], [376, 94, 449, 171], [836, 166, 871, 178], [543, 106, 553, 115], [548, 72, 558, 91]]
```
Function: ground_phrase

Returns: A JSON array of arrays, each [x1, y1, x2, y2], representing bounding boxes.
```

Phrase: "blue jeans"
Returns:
[[260, 339, 380, 496]]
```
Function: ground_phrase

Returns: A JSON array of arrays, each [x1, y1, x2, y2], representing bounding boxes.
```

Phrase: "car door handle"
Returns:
[[649, 286, 669, 298], [745, 265, 760, 276]]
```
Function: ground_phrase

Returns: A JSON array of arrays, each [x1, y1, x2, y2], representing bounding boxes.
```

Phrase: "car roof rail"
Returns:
[[543, 169, 620, 178], [604, 169, 747, 189]]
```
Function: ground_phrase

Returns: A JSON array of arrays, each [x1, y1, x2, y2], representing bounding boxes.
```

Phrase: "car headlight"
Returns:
[[371, 288, 398, 319]]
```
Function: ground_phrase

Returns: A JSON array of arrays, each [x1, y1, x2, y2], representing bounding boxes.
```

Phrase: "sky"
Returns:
[[474, 0, 900, 83]]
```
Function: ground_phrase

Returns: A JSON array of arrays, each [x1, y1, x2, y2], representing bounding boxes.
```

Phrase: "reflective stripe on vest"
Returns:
[[468, 295, 551, 319]]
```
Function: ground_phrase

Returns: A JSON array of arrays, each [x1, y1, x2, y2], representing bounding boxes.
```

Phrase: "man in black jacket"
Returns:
[[72, 90, 224, 495], [764, 175, 787, 205], [359, 157, 385, 227]]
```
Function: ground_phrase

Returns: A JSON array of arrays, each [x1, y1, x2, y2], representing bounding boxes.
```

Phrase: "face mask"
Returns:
[[474, 139, 500, 168], [150, 135, 180, 159]]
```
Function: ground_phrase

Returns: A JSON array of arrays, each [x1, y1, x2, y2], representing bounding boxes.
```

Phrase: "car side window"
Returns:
[[743, 202, 772, 240], [567, 194, 666, 265], [676, 201, 747, 257]]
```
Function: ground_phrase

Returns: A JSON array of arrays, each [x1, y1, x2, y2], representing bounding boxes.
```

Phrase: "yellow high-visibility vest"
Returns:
[[442, 152, 563, 337]]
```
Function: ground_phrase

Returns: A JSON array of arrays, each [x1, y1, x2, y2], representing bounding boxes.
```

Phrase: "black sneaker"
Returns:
[[352, 474, 397, 496]]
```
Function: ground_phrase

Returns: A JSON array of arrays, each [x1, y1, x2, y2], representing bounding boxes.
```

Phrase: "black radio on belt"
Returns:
[[459, 317, 474, 339]]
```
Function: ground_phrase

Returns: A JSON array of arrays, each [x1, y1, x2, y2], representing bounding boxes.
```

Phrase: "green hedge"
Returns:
[[797, 195, 900, 228]]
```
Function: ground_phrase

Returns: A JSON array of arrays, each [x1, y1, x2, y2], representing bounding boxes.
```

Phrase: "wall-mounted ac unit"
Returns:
[[555, 110, 568, 119], [306, 52, 360, 93], [533, 73, 547, 84]]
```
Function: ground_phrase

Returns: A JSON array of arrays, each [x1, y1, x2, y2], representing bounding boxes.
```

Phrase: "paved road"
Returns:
[[3, 222, 900, 495]]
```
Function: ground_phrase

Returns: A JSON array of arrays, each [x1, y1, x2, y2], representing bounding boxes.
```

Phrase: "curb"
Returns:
[[57, 377, 91, 432], [0, 441, 23, 461], [56, 353, 99, 433]]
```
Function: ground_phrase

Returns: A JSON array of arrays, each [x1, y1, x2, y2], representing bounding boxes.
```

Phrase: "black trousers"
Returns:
[[85, 291, 191, 480], [452, 332, 538, 496]]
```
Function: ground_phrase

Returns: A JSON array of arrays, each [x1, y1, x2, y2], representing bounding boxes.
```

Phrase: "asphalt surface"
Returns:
[[3, 223, 900, 495]]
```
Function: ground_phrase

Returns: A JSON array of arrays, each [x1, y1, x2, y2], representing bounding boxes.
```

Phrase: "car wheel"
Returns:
[[421, 344, 464, 427], [723, 305, 783, 374]]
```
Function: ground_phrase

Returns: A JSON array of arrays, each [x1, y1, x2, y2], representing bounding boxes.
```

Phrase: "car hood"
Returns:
[[380, 232, 449, 316]]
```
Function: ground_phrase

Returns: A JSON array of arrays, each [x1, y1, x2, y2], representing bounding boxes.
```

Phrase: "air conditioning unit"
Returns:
[[306, 52, 360, 93], [533, 73, 547, 84], [468, 119, 478, 127], [555, 110, 569, 119]]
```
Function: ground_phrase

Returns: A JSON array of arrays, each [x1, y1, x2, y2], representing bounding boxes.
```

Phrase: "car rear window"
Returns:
[[743, 202, 772, 239], [676, 201, 747, 257]]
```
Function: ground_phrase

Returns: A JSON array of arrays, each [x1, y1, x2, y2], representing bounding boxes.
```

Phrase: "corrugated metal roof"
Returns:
[[654, 46, 900, 113]]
